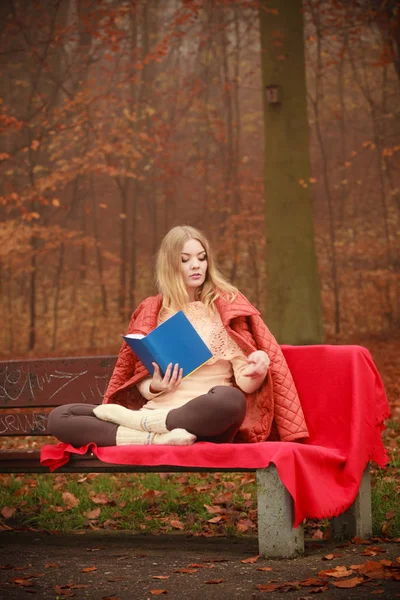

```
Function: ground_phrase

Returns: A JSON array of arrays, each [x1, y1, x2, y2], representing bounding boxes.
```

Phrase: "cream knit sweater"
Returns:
[[137, 302, 267, 410]]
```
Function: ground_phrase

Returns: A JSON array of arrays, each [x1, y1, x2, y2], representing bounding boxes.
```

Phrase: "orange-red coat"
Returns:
[[103, 292, 309, 443]]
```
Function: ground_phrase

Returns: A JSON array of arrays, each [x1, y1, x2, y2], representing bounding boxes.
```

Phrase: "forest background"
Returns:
[[0, 0, 399, 405]]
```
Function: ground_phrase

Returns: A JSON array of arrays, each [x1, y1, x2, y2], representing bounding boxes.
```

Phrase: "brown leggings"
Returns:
[[48, 386, 246, 447]]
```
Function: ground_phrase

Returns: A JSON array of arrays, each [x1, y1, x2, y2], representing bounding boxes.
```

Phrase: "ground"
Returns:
[[0, 531, 399, 599]]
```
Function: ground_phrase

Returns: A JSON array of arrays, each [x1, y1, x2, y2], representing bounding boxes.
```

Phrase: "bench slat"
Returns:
[[0, 412, 49, 436], [0, 357, 116, 408], [0, 450, 256, 474]]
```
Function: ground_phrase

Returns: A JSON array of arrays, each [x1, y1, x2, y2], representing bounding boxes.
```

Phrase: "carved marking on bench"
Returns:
[[0, 366, 110, 404], [0, 413, 47, 434]]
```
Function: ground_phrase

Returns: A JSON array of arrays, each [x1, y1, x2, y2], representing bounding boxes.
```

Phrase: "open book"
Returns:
[[122, 310, 213, 378]]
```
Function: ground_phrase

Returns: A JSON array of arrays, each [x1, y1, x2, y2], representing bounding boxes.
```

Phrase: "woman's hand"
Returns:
[[149, 362, 183, 394], [244, 350, 270, 380]]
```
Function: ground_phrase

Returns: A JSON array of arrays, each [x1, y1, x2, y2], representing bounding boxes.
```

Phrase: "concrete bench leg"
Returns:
[[256, 465, 304, 558], [331, 464, 372, 540]]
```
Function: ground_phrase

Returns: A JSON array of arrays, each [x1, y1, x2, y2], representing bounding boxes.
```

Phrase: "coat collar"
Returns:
[[215, 291, 260, 326], [139, 291, 259, 327]]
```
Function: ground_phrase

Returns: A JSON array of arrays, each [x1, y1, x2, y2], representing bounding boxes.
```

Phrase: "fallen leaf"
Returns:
[[312, 529, 324, 540], [332, 576, 364, 588], [204, 504, 224, 514], [355, 560, 386, 576], [45, 563, 61, 569], [207, 516, 223, 523], [257, 567, 273, 572], [150, 591, 167, 595], [54, 586, 73, 597], [172, 568, 198, 574], [385, 511, 396, 520], [81, 566, 97, 573], [90, 493, 111, 505], [352, 536, 370, 545], [1, 506, 16, 519], [241, 555, 259, 564], [299, 578, 325, 587], [256, 583, 281, 591], [204, 579, 224, 584], [153, 576, 169, 580], [187, 564, 213, 569], [141, 489, 165, 500], [12, 578, 33, 587], [169, 520, 184, 530], [318, 566, 353, 578], [62, 492, 79, 509], [370, 591, 385, 595], [379, 559, 393, 567], [70, 584, 89, 589], [322, 553, 342, 560], [86, 508, 101, 519]]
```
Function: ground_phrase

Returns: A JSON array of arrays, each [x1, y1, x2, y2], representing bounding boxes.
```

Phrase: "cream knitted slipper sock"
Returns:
[[94, 404, 170, 433], [116, 426, 196, 446]]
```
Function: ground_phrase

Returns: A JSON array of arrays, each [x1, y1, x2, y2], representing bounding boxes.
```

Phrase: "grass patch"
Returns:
[[0, 472, 257, 535], [371, 438, 400, 537], [1, 462, 399, 538]]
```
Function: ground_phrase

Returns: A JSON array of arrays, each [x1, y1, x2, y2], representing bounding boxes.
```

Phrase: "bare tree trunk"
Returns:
[[7, 258, 13, 352], [51, 242, 64, 350], [308, 2, 340, 334], [117, 179, 129, 318], [90, 176, 108, 316], [347, 46, 392, 267], [230, 5, 242, 283], [337, 34, 348, 226], [29, 238, 37, 350]]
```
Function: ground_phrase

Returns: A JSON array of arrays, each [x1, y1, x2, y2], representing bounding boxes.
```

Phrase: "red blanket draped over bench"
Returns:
[[40, 345, 390, 526]]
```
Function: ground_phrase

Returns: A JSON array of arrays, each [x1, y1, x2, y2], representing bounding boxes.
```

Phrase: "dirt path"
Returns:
[[0, 531, 399, 599]]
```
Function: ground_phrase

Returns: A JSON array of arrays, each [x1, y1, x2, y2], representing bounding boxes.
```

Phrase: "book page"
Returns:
[[124, 333, 145, 340]]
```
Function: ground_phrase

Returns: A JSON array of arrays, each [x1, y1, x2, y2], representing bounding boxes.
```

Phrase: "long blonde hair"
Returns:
[[155, 225, 237, 312]]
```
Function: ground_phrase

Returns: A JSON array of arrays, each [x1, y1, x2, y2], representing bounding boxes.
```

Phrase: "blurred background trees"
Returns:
[[0, 0, 399, 356]]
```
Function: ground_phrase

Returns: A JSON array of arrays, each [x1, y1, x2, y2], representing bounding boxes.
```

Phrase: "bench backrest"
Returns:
[[0, 356, 117, 437]]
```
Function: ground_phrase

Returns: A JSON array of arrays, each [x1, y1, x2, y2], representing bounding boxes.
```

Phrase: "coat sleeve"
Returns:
[[250, 314, 309, 442]]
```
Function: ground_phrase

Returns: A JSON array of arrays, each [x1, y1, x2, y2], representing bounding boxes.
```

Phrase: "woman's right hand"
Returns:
[[149, 362, 183, 394]]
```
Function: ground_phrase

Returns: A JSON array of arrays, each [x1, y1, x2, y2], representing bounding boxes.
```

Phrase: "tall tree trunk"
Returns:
[[29, 237, 37, 350], [52, 242, 64, 350], [309, 1, 341, 335], [337, 34, 348, 226], [90, 176, 108, 316], [259, 0, 323, 343]]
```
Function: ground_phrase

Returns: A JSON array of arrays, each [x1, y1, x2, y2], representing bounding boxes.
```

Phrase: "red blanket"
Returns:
[[40, 345, 390, 527]]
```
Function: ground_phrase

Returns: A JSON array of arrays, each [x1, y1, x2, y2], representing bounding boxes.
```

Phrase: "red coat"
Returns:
[[103, 292, 309, 443]]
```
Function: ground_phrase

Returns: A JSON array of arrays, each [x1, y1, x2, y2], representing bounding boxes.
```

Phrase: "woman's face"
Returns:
[[181, 238, 208, 301]]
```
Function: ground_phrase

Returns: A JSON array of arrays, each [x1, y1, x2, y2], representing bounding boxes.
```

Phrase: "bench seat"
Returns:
[[0, 345, 390, 558]]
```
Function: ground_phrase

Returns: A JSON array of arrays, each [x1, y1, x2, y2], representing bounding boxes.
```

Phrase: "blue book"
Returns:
[[122, 310, 213, 378]]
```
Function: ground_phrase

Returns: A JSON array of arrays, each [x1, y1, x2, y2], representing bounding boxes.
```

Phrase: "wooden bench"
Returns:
[[0, 355, 373, 558]]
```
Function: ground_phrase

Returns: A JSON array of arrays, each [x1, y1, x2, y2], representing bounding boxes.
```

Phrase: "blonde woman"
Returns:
[[48, 226, 308, 447]]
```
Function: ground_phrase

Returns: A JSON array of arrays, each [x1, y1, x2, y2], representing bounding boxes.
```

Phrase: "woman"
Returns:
[[48, 225, 308, 447]]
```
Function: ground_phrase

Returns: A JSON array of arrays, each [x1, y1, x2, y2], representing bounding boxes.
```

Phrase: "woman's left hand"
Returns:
[[244, 350, 270, 379]]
